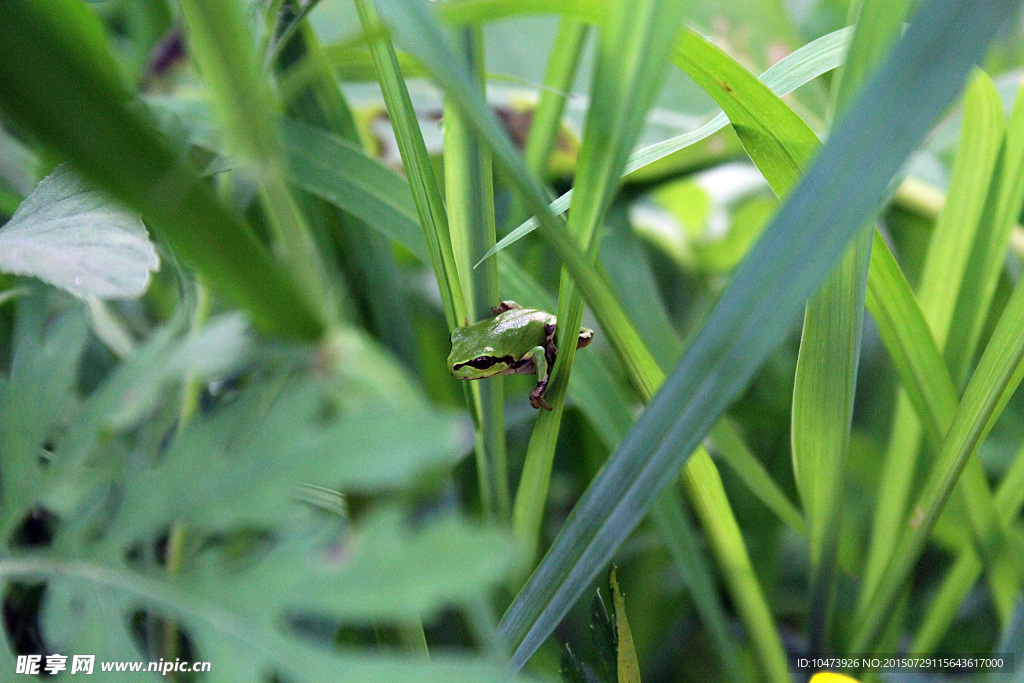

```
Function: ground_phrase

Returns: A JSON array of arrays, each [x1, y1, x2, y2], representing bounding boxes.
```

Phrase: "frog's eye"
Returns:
[[468, 356, 496, 370]]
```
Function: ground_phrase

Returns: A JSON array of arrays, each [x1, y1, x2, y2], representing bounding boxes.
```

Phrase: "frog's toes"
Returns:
[[530, 381, 552, 411], [491, 300, 521, 315]]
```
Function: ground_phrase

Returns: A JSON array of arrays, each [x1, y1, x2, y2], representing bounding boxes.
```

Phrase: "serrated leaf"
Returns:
[[0, 318, 522, 682], [105, 313, 251, 429], [0, 303, 89, 519], [105, 382, 473, 545], [0, 165, 158, 299], [214, 508, 516, 623]]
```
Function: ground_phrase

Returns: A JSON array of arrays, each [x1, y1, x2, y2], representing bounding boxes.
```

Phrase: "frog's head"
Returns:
[[448, 326, 514, 380]]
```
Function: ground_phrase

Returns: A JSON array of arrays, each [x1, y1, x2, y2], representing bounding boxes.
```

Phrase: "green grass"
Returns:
[[1, 0, 1024, 681]]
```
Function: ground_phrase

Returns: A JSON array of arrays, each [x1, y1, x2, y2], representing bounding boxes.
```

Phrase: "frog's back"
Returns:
[[490, 306, 554, 335]]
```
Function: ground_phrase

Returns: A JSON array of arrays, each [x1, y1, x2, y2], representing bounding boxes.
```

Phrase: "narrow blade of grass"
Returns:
[[796, 0, 911, 650], [491, 0, 688, 555], [913, 439, 1024, 652], [276, 9, 418, 370], [443, 26, 509, 519], [353, 0, 465, 329], [674, 18, 1019, 643], [671, 21, 870, 657], [179, 0, 333, 320], [946, 77, 1024, 389], [523, 18, 589, 182]]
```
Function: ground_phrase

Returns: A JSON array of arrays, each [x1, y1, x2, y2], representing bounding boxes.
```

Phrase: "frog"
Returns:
[[447, 301, 594, 411]]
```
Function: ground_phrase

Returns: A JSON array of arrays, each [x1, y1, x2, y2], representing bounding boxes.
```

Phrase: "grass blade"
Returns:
[[913, 440, 1024, 652], [179, 0, 333, 319], [443, 26, 509, 519], [276, 7, 418, 369], [353, 0, 466, 330], [498, 0, 1019, 667], [795, 0, 910, 650]]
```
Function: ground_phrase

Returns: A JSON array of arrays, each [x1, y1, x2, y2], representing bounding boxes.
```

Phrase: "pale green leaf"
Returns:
[[0, 166, 158, 299]]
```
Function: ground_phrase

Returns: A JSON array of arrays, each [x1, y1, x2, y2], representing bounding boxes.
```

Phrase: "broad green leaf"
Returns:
[[498, 0, 1019, 667], [0, 302, 89, 528], [106, 384, 473, 545], [0, 165, 158, 300], [104, 313, 250, 429]]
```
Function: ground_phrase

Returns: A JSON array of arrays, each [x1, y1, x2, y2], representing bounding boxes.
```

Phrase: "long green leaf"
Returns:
[[675, 17, 1016, 643], [353, 0, 465, 330], [911, 79, 1024, 649], [913, 439, 1024, 652], [795, 0, 909, 650], [497, 0, 1018, 667], [180, 0, 334, 322], [443, 26, 509, 519]]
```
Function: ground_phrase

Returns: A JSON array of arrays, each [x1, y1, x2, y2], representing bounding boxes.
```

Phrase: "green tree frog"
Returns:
[[447, 301, 594, 410]]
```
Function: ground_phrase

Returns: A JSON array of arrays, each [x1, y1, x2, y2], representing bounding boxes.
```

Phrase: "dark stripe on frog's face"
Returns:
[[451, 355, 516, 379]]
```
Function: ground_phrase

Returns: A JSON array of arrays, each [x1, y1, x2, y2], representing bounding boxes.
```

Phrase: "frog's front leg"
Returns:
[[522, 345, 552, 411], [528, 322, 558, 411]]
